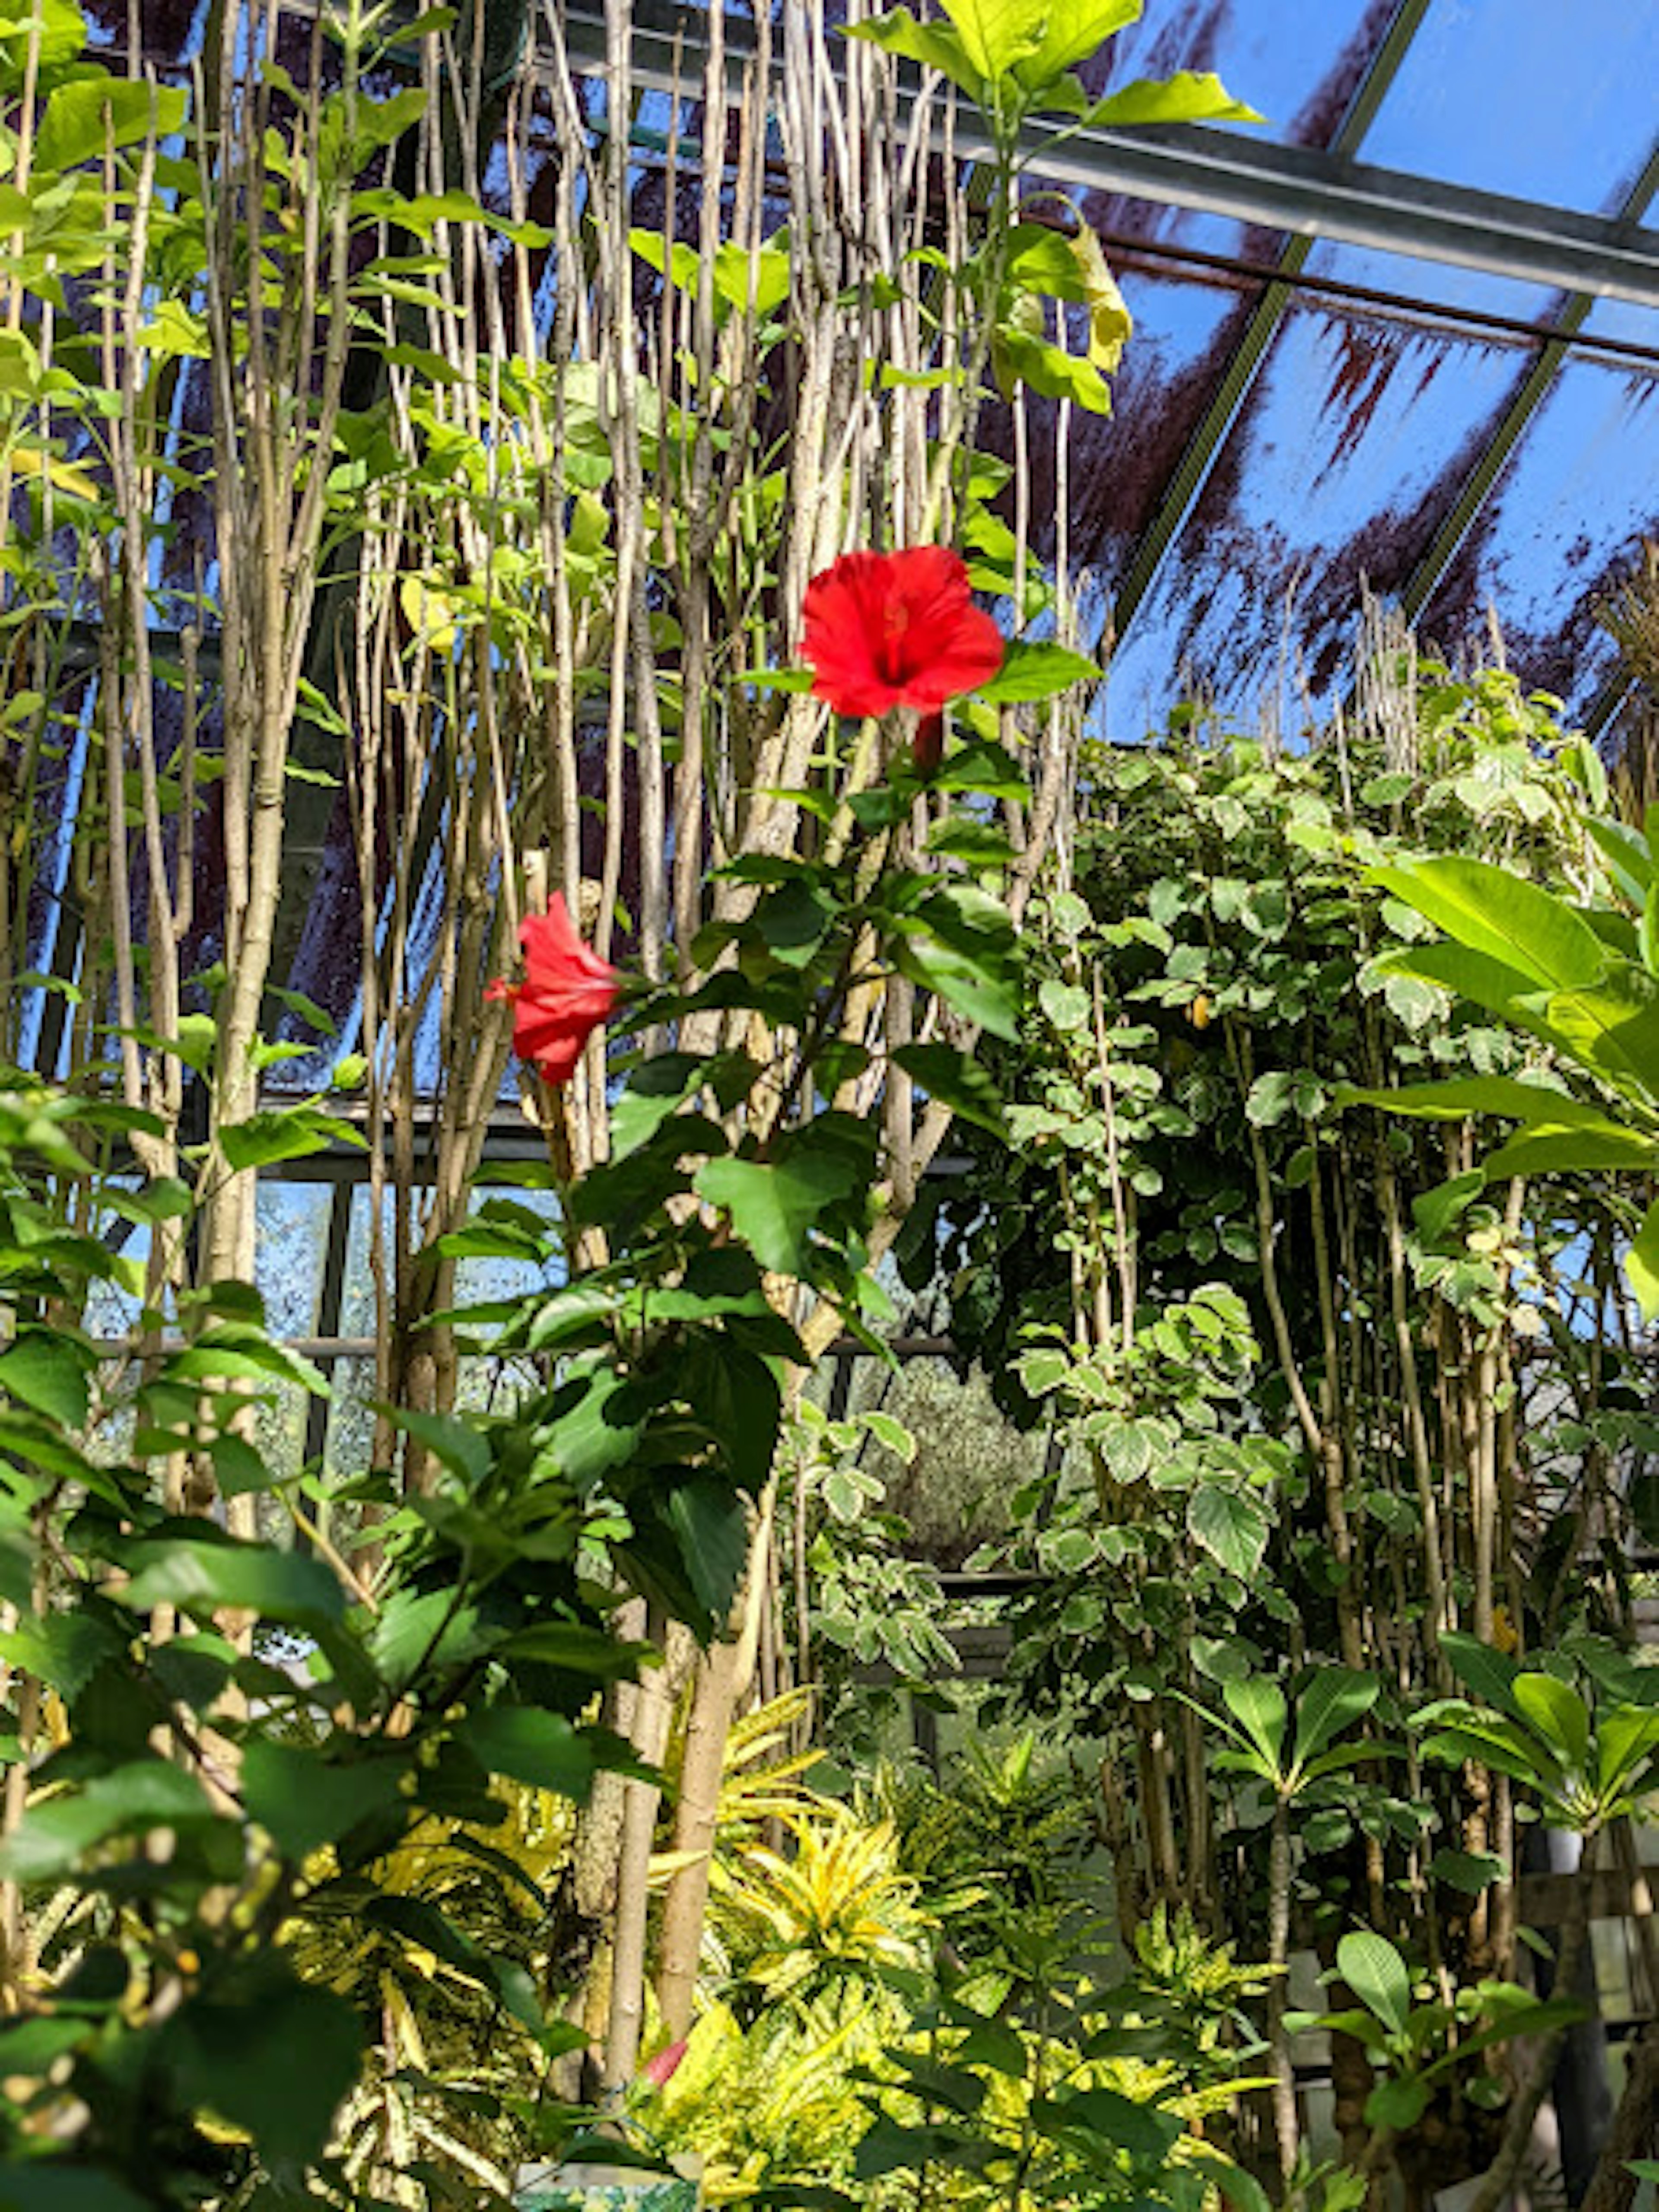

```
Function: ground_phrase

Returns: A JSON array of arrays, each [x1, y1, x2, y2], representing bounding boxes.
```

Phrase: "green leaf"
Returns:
[[1426, 1847, 1506, 1894], [0, 1761, 216, 1883], [1418, 1715, 1562, 1792], [893, 1042, 1008, 1138], [1188, 1484, 1271, 1582], [1596, 1707, 1659, 1800], [665, 1480, 751, 1627], [1371, 858, 1608, 994], [1009, 0, 1140, 88], [1413, 1169, 1487, 1241], [243, 1741, 407, 1857], [1365, 2076, 1430, 2131], [611, 1052, 705, 1157], [381, 1405, 490, 1485], [1293, 1666, 1379, 1769], [694, 1150, 861, 1275], [461, 1705, 598, 1801], [1082, 69, 1263, 127], [937, 0, 1049, 80], [1031, 2085, 1183, 2161], [756, 876, 835, 969], [219, 1108, 340, 1172], [1587, 814, 1652, 906], [157, 1961, 361, 2164], [0, 1331, 90, 1428], [1369, 944, 1547, 1034], [35, 77, 188, 170], [1628, 1195, 1659, 1324], [1513, 1674, 1590, 1773], [1544, 970, 1659, 1101], [1478, 1122, 1656, 1178], [0, 1609, 121, 1699], [927, 814, 1017, 866], [894, 923, 1021, 1042], [1338, 1929, 1412, 2036], [1335, 1075, 1597, 1125], [362, 1894, 541, 2028], [1440, 1632, 1521, 1714], [1245, 1070, 1297, 1127], [844, 8, 986, 100], [1221, 1676, 1287, 1771], [978, 641, 1099, 704], [930, 739, 1030, 802], [120, 1537, 346, 1627]]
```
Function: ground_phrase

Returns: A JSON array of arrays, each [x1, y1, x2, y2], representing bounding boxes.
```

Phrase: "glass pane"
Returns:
[[1418, 355, 1659, 717], [1355, 0, 1659, 214], [1102, 303, 1531, 734]]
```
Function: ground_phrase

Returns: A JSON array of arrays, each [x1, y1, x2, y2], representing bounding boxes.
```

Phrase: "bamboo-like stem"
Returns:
[[1266, 1791, 1299, 2181], [600, 1608, 674, 2094], [1465, 1826, 1600, 2212]]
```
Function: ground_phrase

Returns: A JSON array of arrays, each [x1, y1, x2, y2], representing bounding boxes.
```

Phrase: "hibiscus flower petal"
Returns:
[[487, 893, 620, 1087], [801, 546, 1003, 718]]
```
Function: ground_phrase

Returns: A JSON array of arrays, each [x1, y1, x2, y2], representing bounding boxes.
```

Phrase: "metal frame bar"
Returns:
[[556, 0, 1659, 310], [1106, 0, 1434, 649]]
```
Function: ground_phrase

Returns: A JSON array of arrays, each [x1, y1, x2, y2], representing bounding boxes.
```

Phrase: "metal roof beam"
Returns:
[[1104, 0, 1433, 653], [557, 0, 1659, 311]]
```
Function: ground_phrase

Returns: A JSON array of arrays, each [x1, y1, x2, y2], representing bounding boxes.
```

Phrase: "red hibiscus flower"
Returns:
[[801, 546, 1004, 718], [486, 894, 620, 1086]]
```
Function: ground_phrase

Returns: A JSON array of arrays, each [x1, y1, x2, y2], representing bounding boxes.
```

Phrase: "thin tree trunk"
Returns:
[[1465, 1827, 1600, 2212]]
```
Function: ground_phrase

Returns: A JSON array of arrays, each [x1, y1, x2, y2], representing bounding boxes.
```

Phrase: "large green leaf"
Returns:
[[893, 1042, 1008, 1138], [1007, 0, 1141, 89], [1513, 1674, 1590, 1774], [844, 7, 985, 99], [1543, 972, 1659, 1103], [1221, 1676, 1287, 1772], [694, 1150, 860, 1275], [1082, 69, 1263, 126], [893, 932, 1020, 1041], [1369, 942, 1548, 1029], [979, 641, 1100, 704], [938, 0, 1050, 80], [0, 1331, 91, 1427], [1482, 1123, 1657, 1178], [1337, 1929, 1411, 2036], [1628, 1195, 1659, 1323], [1031, 2084, 1183, 2161], [1292, 1666, 1379, 1770], [1336, 1075, 1603, 1125], [462, 1705, 599, 1800], [1187, 1484, 1271, 1582], [157, 1962, 361, 2164], [35, 77, 188, 170], [119, 1536, 346, 1626], [242, 1740, 409, 1857], [1586, 815, 1652, 906], [665, 1479, 751, 1626], [1372, 858, 1608, 993], [1440, 1631, 1522, 1715], [1596, 1707, 1659, 1799], [0, 1762, 216, 1883], [1418, 1713, 1563, 1792]]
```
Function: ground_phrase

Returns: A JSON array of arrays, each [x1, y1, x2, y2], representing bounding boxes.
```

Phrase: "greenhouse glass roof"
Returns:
[[551, 0, 1659, 740], [57, 0, 1659, 1049]]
